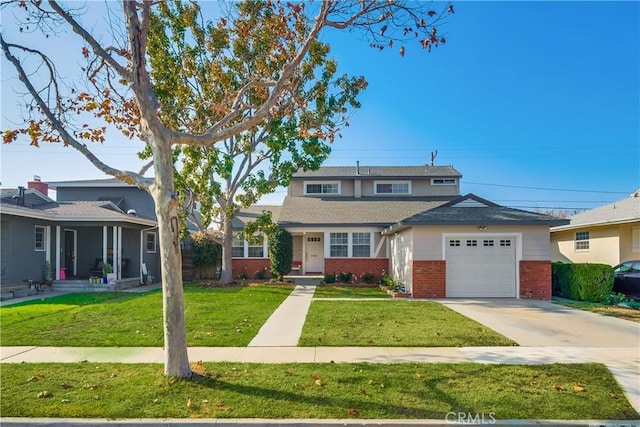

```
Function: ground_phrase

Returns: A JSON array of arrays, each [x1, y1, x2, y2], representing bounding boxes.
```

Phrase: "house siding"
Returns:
[[56, 187, 157, 220], [551, 224, 624, 266], [0, 216, 48, 285], [390, 229, 413, 291]]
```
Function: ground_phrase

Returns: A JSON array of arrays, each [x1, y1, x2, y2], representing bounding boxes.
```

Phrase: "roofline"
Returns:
[[0, 204, 157, 226], [551, 217, 639, 232], [294, 173, 463, 180], [277, 222, 393, 228], [47, 181, 136, 189]]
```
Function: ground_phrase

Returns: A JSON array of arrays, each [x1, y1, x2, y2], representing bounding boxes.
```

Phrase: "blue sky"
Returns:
[[1, 1, 638, 212]]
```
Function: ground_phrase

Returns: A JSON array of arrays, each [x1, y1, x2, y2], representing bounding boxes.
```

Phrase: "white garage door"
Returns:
[[446, 236, 516, 297]]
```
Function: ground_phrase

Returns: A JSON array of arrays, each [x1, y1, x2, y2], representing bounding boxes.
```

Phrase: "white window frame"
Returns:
[[575, 231, 590, 251], [232, 233, 268, 258], [374, 180, 411, 195], [431, 178, 457, 186], [352, 232, 372, 258], [329, 232, 348, 257], [304, 181, 341, 195], [232, 235, 245, 258], [247, 235, 266, 258], [145, 231, 157, 253], [632, 227, 640, 253], [34, 225, 46, 251]]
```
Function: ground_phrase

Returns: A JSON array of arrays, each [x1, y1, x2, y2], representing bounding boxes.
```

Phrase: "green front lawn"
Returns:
[[299, 300, 517, 347], [314, 285, 390, 299], [0, 284, 293, 347], [2, 362, 636, 420]]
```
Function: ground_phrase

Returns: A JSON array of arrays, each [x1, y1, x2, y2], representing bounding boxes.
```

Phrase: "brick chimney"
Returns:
[[27, 175, 48, 196]]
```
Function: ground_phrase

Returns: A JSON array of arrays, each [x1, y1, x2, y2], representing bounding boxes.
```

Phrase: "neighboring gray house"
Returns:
[[0, 177, 161, 292], [234, 164, 568, 299]]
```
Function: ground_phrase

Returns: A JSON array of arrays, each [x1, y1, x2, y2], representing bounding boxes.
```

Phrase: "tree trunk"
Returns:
[[220, 214, 234, 284], [151, 140, 191, 378]]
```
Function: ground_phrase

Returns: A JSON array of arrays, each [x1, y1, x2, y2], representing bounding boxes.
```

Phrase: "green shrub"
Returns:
[[191, 232, 222, 268], [323, 273, 336, 284], [381, 273, 394, 287], [553, 262, 614, 302], [254, 268, 268, 280], [603, 292, 628, 306], [338, 271, 353, 283], [361, 272, 376, 284], [268, 227, 292, 281]]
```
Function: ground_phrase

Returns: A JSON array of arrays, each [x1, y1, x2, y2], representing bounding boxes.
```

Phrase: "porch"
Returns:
[[51, 277, 143, 293], [282, 274, 324, 285]]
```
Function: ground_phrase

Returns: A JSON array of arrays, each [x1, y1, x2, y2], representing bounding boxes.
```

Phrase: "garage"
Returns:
[[445, 235, 517, 297]]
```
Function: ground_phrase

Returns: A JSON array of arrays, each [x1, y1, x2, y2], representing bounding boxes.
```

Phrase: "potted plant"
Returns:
[[42, 261, 52, 284], [102, 262, 114, 283]]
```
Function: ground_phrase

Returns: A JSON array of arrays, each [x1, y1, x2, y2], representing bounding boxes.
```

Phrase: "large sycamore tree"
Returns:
[[1, 0, 452, 378]]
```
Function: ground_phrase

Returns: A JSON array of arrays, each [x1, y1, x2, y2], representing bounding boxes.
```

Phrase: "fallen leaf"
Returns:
[[315, 379, 324, 387], [60, 382, 71, 389], [552, 384, 564, 391], [187, 398, 193, 408], [310, 374, 320, 380], [573, 383, 585, 392], [37, 391, 52, 398], [347, 407, 359, 417]]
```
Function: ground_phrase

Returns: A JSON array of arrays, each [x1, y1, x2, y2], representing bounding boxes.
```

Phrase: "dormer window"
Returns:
[[304, 181, 340, 195], [374, 181, 410, 195], [432, 178, 457, 185]]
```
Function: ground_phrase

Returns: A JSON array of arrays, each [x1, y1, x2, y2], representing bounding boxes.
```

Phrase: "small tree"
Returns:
[[191, 231, 222, 278], [269, 227, 293, 281]]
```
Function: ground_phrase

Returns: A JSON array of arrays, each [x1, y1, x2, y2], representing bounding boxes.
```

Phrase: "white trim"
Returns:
[[117, 227, 123, 279], [55, 226, 61, 280], [146, 230, 157, 253], [64, 229, 78, 276], [34, 225, 46, 251], [374, 180, 411, 195], [102, 226, 108, 263], [45, 226, 51, 263], [303, 180, 341, 195]]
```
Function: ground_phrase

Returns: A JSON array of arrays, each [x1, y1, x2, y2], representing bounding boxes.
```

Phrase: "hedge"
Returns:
[[552, 262, 614, 303]]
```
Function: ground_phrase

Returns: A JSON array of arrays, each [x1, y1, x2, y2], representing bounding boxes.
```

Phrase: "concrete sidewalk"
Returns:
[[248, 284, 315, 347]]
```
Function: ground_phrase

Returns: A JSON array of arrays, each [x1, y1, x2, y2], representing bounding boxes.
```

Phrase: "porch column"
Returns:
[[117, 227, 122, 280], [112, 226, 118, 279], [45, 226, 51, 263], [55, 226, 61, 280], [102, 226, 108, 263], [301, 233, 306, 275]]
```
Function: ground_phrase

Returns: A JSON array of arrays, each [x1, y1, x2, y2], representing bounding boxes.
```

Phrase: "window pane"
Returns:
[[575, 231, 589, 250], [232, 236, 245, 257], [330, 232, 348, 257], [248, 246, 264, 257], [352, 232, 370, 257], [146, 232, 156, 253], [34, 226, 45, 251], [307, 184, 322, 194]]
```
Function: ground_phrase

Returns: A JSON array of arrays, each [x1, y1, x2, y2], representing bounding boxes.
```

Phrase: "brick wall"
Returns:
[[232, 258, 271, 279], [412, 260, 446, 298], [519, 260, 551, 300], [324, 258, 389, 282]]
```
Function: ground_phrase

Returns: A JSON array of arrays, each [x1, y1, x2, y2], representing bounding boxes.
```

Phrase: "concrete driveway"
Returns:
[[440, 298, 639, 347]]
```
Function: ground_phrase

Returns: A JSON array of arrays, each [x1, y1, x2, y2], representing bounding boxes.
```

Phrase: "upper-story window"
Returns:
[[431, 178, 457, 185], [374, 181, 411, 195], [304, 181, 340, 195]]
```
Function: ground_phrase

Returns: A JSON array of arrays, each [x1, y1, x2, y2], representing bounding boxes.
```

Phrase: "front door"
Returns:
[[64, 229, 77, 276], [305, 235, 323, 273]]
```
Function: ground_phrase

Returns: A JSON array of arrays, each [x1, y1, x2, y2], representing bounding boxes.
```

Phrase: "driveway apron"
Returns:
[[439, 298, 639, 347]]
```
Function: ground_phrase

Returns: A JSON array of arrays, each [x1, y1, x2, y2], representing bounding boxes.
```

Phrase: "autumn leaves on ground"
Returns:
[[1, 284, 639, 419]]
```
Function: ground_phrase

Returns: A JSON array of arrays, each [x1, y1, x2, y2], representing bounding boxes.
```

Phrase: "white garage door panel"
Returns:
[[446, 237, 516, 297]]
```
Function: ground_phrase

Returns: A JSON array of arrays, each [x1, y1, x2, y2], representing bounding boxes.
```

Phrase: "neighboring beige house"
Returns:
[[550, 189, 640, 266], [233, 164, 568, 299]]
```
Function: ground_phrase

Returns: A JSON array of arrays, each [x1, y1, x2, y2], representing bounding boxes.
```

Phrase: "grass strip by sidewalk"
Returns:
[[0, 285, 293, 347], [1, 362, 637, 420], [314, 285, 390, 299], [299, 300, 517, 347], [555, 301, 640, 323]]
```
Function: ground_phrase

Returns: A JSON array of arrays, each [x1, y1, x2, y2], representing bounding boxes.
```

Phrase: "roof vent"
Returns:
[[127, 209, 137, 216]]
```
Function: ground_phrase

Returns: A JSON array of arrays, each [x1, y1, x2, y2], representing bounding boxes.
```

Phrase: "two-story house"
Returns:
[[233, 164, 568, 299]]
